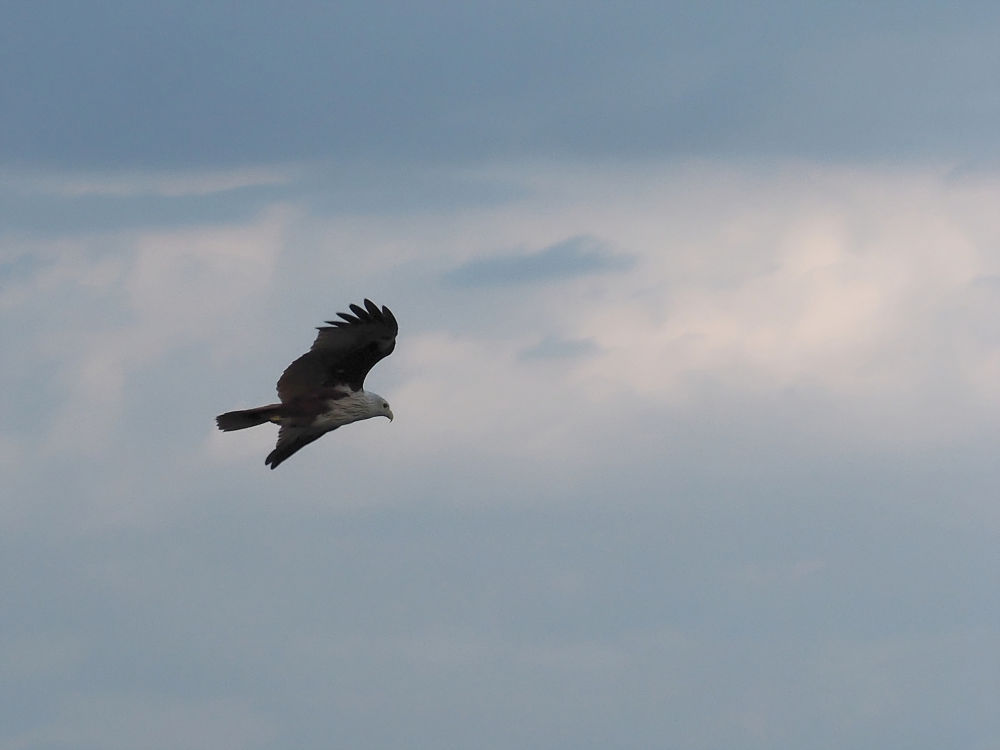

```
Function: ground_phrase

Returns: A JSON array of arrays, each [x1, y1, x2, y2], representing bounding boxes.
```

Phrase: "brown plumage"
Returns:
[[216, 299, 398, 468]]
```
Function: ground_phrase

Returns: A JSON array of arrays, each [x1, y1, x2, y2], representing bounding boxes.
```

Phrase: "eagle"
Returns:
[[216, 299, 398, 469]]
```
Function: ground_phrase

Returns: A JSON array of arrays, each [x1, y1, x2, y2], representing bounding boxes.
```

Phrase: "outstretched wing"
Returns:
[[265, 425, 330, 469], [276, 299, 398, 401]]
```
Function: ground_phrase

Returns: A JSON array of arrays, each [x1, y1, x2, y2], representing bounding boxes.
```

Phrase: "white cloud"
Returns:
[[125, 205, 290, 356], [463, 162, 1000, 443], [3, 162, 997, 750], [7, 159, 999, 501], [182, 160, 1000, 490], [39, 206, 290, 455]]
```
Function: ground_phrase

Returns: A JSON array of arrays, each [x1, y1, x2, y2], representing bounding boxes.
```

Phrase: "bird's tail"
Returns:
[[216, 404, 282, 431]]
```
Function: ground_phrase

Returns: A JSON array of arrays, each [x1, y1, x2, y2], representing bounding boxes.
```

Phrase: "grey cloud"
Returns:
[[444, 236, 633, 287], [5, 115, 1000, 750], [4, 436, 997, 750], [2, 1, 999, 169], [0, 184, 281, 235], [519, 335, 600, 361], [296, 167, 528, 217], [0, 165, 527, 238]]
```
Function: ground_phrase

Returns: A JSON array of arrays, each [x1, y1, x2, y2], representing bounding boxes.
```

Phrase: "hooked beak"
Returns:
[[387, 410, 394, 422]]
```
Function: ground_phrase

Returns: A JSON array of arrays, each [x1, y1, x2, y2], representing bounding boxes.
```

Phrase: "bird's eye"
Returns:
[[382, 402, 389, 409]]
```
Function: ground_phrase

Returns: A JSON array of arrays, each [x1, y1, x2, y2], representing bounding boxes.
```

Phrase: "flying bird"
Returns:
[[216, 299, 397, 469]]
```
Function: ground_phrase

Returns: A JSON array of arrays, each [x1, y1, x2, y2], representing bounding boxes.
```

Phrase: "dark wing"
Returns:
[[276, 299, 398, 401], [265, 425, 330, 469]]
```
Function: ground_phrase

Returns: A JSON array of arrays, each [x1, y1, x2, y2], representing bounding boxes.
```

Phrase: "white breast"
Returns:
[[314, 391, 373, 429]]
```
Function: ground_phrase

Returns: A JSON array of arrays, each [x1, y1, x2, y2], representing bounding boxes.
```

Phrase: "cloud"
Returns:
[[4, 159, 1000, 750], [4, 693, 274, 750], [443, 235, 633, 287], [0, 200, 290, 518], [7, 159, 1000, 499], [3, 165, 300, 199], [0, 166, 297, 234], [519, 335, 600, 361], [5, 3, 999, 170]]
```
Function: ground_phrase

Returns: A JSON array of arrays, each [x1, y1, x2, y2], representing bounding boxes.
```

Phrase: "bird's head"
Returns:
[[366, 391, 394, 422]]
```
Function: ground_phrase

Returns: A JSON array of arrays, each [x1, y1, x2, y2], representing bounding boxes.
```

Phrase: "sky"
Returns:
[[2, 2, 999, 748]]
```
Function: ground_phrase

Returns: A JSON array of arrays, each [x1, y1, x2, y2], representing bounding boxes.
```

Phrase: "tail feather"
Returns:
[[216, 405, 282, 431]]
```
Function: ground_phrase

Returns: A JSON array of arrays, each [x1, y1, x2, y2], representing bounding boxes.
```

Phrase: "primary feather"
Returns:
[[277, 299, 398, 399]]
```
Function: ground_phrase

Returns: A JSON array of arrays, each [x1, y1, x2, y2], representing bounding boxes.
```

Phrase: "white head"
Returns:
[[364, 391, 394, 422]]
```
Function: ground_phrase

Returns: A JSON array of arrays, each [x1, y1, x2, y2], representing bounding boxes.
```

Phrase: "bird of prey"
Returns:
[[216, 299, 397, 469]]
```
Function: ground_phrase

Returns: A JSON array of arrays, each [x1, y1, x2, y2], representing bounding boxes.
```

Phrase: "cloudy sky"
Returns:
[[2, 2, 999, 748]]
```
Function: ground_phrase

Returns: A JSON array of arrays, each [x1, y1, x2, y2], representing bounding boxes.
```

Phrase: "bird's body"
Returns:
[[216, 299, 397, 469]]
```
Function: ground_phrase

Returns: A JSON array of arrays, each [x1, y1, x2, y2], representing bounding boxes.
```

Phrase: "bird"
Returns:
[[216, 299, 398, 469]]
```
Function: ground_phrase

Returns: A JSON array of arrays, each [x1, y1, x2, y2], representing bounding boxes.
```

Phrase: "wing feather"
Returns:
[[265, 426, 329, 469], [276, 299, 398, 401]]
